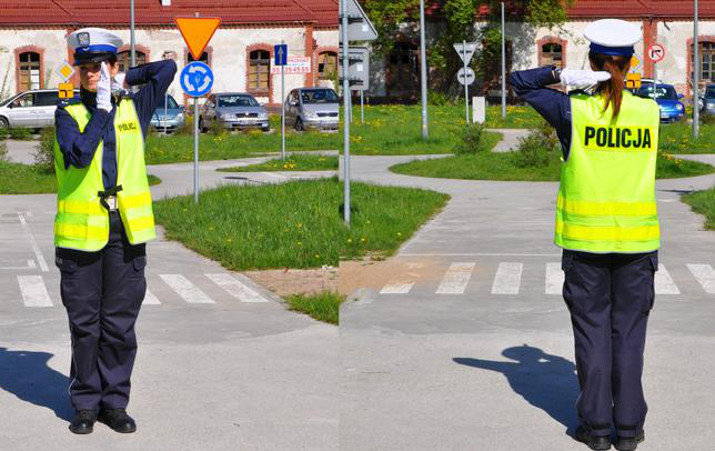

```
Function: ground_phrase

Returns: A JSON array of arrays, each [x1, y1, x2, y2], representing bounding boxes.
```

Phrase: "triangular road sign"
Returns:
[[454, 42, 478, 65], [175, 17, 221, 60]]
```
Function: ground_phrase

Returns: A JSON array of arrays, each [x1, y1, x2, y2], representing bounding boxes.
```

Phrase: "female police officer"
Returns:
[[509, 19, 659, 451], [54, 28, 176, 434]]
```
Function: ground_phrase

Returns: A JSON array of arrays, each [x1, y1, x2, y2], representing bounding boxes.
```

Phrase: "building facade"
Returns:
[[0, 0, 338, 106]]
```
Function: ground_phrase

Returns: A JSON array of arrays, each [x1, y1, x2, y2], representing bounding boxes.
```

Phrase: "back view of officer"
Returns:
[[54, 28, 176, 434], [510, 19, 660, 451]]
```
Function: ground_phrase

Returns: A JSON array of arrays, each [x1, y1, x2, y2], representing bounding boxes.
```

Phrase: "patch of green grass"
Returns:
[[390, 151, 714, 181], [658, 123, 714, 154], [218, 154, 338, 172], [152, 178, 448, 269], [682, 187, 715, 230], [284, 291, 344, 324], [0, 161, 161, 194]]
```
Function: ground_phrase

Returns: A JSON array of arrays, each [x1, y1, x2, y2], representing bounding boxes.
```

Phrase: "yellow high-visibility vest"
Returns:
[[554, 91, 660, 253], [53, 98, 156, 251]]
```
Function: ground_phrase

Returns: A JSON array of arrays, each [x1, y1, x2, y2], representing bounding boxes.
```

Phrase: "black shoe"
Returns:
[[575, 426, 611, 450], [614, 431, 645, 451], [69, 409, 97, 434], [98, 408, 137, 433]]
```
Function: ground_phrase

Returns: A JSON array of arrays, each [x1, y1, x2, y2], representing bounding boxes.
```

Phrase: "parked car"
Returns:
[[199, 92, 269, 132], [150, 94, 185, 132], [633, 82, 686, 123], [700, 84, 715, 119], [0, 89, 79, 129], [284, 87, 339, 131]]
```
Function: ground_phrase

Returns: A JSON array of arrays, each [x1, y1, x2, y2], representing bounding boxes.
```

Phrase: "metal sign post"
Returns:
[[693, 0, 699, 138], [360, 90, 364, 124], [501, 1, 506, 120], [454, 42, 477, 124], [164, 93, 168, 134], [419, 0, 428, 139], [463, 40, 469, 124], [275, 42, 288, 162], [341, 0, 351, 225]]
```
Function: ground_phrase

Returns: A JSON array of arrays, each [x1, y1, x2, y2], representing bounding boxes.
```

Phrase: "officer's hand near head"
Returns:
[[559, 69, 611, 91], [97, 62, 113, 112], [111, 72, 128, 93]]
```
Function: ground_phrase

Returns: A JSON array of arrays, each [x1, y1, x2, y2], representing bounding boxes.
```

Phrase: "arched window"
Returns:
[[117, 50, 146, 72], [692, 41, 715, 82], [540, 43, 563, 68], [248, 49, 271, 91], [318, 51, 338, 80], [18, 51, 41, 91]]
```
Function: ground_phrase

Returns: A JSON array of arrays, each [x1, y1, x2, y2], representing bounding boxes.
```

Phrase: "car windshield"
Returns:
[[161, 95, 179, 109], [218, 95, 258, 107], [636, 85, 678, 100], [301, 89, 338, 104], [0, 95, 16, 107], [706, 86, 715, 99]]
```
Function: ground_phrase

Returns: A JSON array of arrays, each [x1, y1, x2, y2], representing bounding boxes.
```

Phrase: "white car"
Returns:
[[0, 89, 79, 129]]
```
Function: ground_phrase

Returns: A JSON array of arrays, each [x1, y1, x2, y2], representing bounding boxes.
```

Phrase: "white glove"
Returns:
[[97, 62, 112, 112], [111, 72, 127, 93], [559, 68, 611, 90]]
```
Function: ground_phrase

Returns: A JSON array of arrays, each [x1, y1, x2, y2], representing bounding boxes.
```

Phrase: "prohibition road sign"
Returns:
[[647, 43, 665, 63]]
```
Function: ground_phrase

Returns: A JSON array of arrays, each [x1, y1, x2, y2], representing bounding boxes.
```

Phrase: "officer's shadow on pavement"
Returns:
[[454, 344, 579, 436], [0, 347, 73, 421]]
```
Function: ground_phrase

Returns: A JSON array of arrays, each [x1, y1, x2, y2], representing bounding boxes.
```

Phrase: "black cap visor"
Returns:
[[73, 51, 115, 66]]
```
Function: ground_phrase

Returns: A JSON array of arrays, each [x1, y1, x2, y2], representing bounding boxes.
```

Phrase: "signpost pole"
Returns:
[[130, 0, 136, 67], [164, 92, 168, 134], [361, 90, 364, 124], [341, 0, 351, 225], [281, 41, 286, 163], [463, 40, 469, 125], [501, 2, 506, 120], [419, 0, 429, 139], [194, 97, 199, 204], [693, 0, 699, 139]]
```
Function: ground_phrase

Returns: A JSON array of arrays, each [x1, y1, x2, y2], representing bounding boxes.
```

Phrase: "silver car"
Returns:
[[150, 94, 185, 132], [199, 92, 270, 132], [284, 88, 339, 131], [0, 89, 79, 129]]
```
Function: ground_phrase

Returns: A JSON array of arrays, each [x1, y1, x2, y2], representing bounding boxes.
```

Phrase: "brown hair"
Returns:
[[588, 52, 631, 120]]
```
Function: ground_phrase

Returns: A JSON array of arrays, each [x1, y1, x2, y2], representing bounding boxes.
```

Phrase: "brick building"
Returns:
[[0, 0, 338, 106]]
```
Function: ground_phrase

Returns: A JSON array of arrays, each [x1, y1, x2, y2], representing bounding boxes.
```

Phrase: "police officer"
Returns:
[[54, 28, 176, 434], [509, 19, 659, 451]]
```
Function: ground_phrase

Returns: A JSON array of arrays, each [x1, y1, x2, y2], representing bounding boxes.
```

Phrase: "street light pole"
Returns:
[[419, 0, 429, 139], [501, 2, 506, 120], [341, 0, 351, 225], [693, 0, 699, 138], [130, 0, 136, 67]]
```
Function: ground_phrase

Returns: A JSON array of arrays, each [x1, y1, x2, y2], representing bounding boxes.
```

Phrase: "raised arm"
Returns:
[[124, 59, 178, 136]]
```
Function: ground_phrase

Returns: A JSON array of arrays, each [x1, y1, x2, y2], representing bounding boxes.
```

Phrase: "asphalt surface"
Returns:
[[340, 153, 715, 450], [0, 153, 338, 449]]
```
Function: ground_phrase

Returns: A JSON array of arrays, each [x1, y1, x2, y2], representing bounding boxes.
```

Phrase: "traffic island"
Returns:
[[683, 187, 715, 230], [217, 154, 338, 172]]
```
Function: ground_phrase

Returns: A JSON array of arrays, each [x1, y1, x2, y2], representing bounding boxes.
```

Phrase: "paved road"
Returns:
[[485, 128, 531, 152], [340, 154, 715, 450], [0, 156, 338, 449]]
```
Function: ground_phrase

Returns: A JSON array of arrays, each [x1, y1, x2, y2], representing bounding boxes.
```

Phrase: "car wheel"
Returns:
[[295, 117, 304, 132], [0, 117, 9, 129]]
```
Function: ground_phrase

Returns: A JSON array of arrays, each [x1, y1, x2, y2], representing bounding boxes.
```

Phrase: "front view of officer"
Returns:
[[54, 28, 176, 434], [510, 20, 660, 451]]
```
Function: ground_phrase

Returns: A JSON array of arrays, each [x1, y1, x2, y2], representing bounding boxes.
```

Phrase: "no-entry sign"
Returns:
[[647, 43, 666, 63]]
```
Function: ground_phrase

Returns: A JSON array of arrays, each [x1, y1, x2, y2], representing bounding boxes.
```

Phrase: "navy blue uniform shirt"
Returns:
[[55, 59, 177, 189], [508, 66, 573, 159]]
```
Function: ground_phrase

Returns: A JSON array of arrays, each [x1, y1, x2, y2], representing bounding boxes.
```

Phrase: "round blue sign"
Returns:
[[180, 61, 214, 97]]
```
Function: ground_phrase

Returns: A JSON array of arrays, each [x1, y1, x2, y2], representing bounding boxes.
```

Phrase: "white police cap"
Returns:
[[584, 19, 641, 57], [68, 27, 123, 65]]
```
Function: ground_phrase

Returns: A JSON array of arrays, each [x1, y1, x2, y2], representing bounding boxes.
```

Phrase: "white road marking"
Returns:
[[402, 252, 561, 257], [143, 288, 161, 305], [379, 262, 423, 294], [205, 273, 269, 303], [436, 262, 475, 294], [18, 212, 49, 272], [17, 275, 53, 307], [491, 262, 523, 295], [655, 264, 680, 295], [380, 282, 414, 294], [0, 260, 37, 270], [687, 264, 715, 294], [159, 274, 215, 304], [545, 262, 564, 295]]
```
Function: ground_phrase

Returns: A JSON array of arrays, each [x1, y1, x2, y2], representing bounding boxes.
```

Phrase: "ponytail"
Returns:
[[588, 52, 631, 120]]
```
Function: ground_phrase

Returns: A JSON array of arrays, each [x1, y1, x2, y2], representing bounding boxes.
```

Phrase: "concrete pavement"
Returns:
[[340, 154, 715, 450]]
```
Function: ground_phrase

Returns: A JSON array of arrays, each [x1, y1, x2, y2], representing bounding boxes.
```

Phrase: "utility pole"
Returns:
[[693, 0, 700, 138], [130, 0, 136, 66], [341, 0, 351, 224], [501, 2, 506, 120], [419, 0, 429, 139]]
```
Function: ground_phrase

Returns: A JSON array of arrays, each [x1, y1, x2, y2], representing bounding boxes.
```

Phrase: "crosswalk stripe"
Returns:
[[379, 282, 414, 294], [545, 263, 564, 295], [205, 273, 269, 303], [159, 274, 215, 304], [491, 262, 523, 295], [436, 262, 475, 294], [655, 264, 680, 295], [143, 288, 161, 305], [17, 275, 53, 307], [687, 264, 715, 294]]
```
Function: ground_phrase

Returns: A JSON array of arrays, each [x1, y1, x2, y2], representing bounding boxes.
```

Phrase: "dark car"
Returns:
[[700, 84, 715, 119], [634, 83, 686, 123]]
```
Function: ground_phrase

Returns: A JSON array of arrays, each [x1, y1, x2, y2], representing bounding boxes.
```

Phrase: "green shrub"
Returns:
[[33, 127, 55, 174], [702, 112, 715, 125], [511, 120, 558, 168], [0, 127, 9, 141], [454, 122, 487, 155], [208, 117, 227, 136], [9, 127, 32, 140], [428, 91, 456, 106], [176, 114, 194, 135], [0, 141, 8, 162]]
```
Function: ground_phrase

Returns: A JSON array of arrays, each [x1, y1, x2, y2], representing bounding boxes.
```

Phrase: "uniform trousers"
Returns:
[[561, 249, 657, 438], [55, 210, 146, 411]]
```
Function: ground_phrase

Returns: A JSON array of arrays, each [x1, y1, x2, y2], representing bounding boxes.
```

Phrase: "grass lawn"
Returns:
[[682, 187, 715, 230], [390, 150, 714, 182], [0, 161, 161, 194], [217, 154, 338, 172], [152, 177, 449, 270], [658, 123, 714, 154], [284, 291, 344, 324]]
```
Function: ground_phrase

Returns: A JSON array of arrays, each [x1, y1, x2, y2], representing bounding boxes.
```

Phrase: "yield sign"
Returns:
[[454, 42, 478, 65], [175, 17, 221, 60]]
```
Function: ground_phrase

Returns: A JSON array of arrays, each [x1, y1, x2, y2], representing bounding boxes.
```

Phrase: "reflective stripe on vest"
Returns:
[[54, 98, 156, 251], [554, 91, 660, 253]]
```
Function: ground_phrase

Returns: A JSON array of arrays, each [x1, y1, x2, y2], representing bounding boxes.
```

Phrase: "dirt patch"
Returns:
[[243, 266, 338, 298], [338, 257, 442, 297]]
